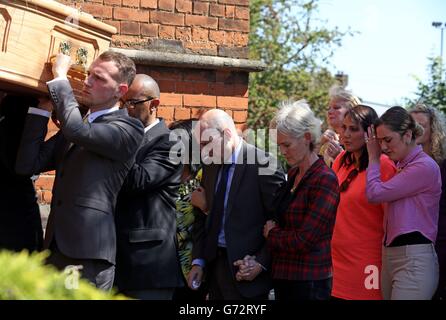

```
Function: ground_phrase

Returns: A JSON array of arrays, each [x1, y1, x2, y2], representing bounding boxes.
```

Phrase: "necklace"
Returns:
[[288, 154, 318, 194], [290, 173, 301, 193]]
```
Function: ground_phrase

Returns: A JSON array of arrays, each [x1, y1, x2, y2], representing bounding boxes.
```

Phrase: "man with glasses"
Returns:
[[15, 51, 144, 290], [114, 74, 183, 299]]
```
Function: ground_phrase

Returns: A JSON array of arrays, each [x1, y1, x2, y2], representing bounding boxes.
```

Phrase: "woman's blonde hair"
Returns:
[[270, 99, 322, 151], [408, 103, 446, 164], [328, 85, 361, 110]]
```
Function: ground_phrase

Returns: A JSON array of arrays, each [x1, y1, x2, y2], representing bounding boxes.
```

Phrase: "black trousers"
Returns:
[[273, 278, 332, 301], [207, 247, 268, 300], [46, 241, 115, 291], [174, 279, 208, 301], [123, 288, 175, 300]]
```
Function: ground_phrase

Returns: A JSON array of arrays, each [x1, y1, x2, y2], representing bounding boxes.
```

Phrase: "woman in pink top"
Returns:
[[365, 106, 441, 300], [331, 105, 396, 300]]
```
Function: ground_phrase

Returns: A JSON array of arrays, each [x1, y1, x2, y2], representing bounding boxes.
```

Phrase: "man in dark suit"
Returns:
[[15, 51, 144, 290], [188, 109, 285, 300], [114, 74, 183, 300], [0, 94, 43, 252]]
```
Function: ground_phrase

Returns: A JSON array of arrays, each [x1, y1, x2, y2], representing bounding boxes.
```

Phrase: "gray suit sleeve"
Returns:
[[47, 80, 142, 162]]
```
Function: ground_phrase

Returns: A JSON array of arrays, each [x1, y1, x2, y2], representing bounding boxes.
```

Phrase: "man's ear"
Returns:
[[150, 99, 160, 110], [223, 128, 232, 140], [117, 83, 129, 98]]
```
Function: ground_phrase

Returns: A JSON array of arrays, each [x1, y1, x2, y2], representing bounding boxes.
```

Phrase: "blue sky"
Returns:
[[317, 0, 446, 106]]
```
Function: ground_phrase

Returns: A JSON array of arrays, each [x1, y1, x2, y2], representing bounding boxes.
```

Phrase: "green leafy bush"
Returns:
[[0, 250, 127, 300]]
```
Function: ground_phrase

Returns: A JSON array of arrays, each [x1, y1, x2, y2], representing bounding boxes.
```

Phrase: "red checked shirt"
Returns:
[[267, 158, 340, 281]]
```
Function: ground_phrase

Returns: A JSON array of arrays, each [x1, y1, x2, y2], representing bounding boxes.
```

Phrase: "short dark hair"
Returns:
[[98, 51, 136, 86], [375, 106, 424, 142]]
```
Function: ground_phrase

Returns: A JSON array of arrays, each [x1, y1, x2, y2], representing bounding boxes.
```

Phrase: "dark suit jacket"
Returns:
[[0, 95, 43, 252], [193, 142, 286, 298], [114, 119, 183, 291], [15, 80, 144, 264]]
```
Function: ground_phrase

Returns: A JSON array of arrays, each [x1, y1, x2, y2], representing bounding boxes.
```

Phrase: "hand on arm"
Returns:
[[263, 220, 277, 238]]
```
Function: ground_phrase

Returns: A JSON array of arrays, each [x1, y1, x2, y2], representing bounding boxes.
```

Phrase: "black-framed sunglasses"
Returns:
[[123, 96, 155, 108]]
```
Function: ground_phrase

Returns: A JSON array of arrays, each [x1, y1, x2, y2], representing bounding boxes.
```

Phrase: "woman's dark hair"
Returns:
[[340, 104, 379, 172], [169, 119, 201, 176], [374, 106, 424, 141]]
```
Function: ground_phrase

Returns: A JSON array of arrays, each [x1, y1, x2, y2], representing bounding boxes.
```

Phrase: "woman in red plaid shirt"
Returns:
[[263, 100, 340, 300]]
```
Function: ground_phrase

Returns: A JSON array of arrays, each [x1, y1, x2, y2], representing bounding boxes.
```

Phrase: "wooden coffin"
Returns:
[[0, 0, 117, 99]]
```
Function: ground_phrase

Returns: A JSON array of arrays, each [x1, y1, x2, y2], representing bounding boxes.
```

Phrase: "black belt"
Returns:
[[387, 232, 432, 247]]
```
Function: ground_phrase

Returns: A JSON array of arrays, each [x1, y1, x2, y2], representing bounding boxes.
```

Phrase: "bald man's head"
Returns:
[[132, 74, 160, 99], [196, 109, 240, 164], [200, 109, 237, 134], [123, 74, 161, 127]]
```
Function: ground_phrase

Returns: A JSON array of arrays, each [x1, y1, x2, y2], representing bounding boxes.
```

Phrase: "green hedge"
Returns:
[[0, 250, 127, 300]]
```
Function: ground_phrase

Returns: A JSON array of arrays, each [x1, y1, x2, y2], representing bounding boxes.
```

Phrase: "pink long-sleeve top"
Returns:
[[366, 145, 441, 246]]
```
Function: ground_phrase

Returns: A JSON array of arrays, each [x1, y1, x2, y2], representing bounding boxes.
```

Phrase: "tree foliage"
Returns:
[[0, 250, 127, 300], [248, 0, 353, 129], [405, 57, 446, 113]]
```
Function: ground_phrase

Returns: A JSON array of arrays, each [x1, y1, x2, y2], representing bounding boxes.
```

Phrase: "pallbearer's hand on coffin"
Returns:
[[51, 53, 73, 79]]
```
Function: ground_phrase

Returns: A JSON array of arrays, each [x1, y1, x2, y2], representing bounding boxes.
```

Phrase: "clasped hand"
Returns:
[[233, 255, 262, 282]]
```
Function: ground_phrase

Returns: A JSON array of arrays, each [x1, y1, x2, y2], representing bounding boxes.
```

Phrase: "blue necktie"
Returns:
[[204, 164, 231, 262]]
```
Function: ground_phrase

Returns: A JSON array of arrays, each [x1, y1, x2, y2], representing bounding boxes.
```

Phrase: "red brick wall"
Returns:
[[55, 0, 251, 123], [32, 0, 251, 205], [138, 65, 248, 124], [58, 0, 250, 58]]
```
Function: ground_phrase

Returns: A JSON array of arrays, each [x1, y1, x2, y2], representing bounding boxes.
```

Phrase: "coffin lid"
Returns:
[[3, 0, 117, 35]]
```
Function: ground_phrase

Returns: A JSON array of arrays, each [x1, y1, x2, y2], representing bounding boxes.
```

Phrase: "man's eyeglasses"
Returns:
[[339, 168, 359, 192], [123, 97, 155, 108]]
